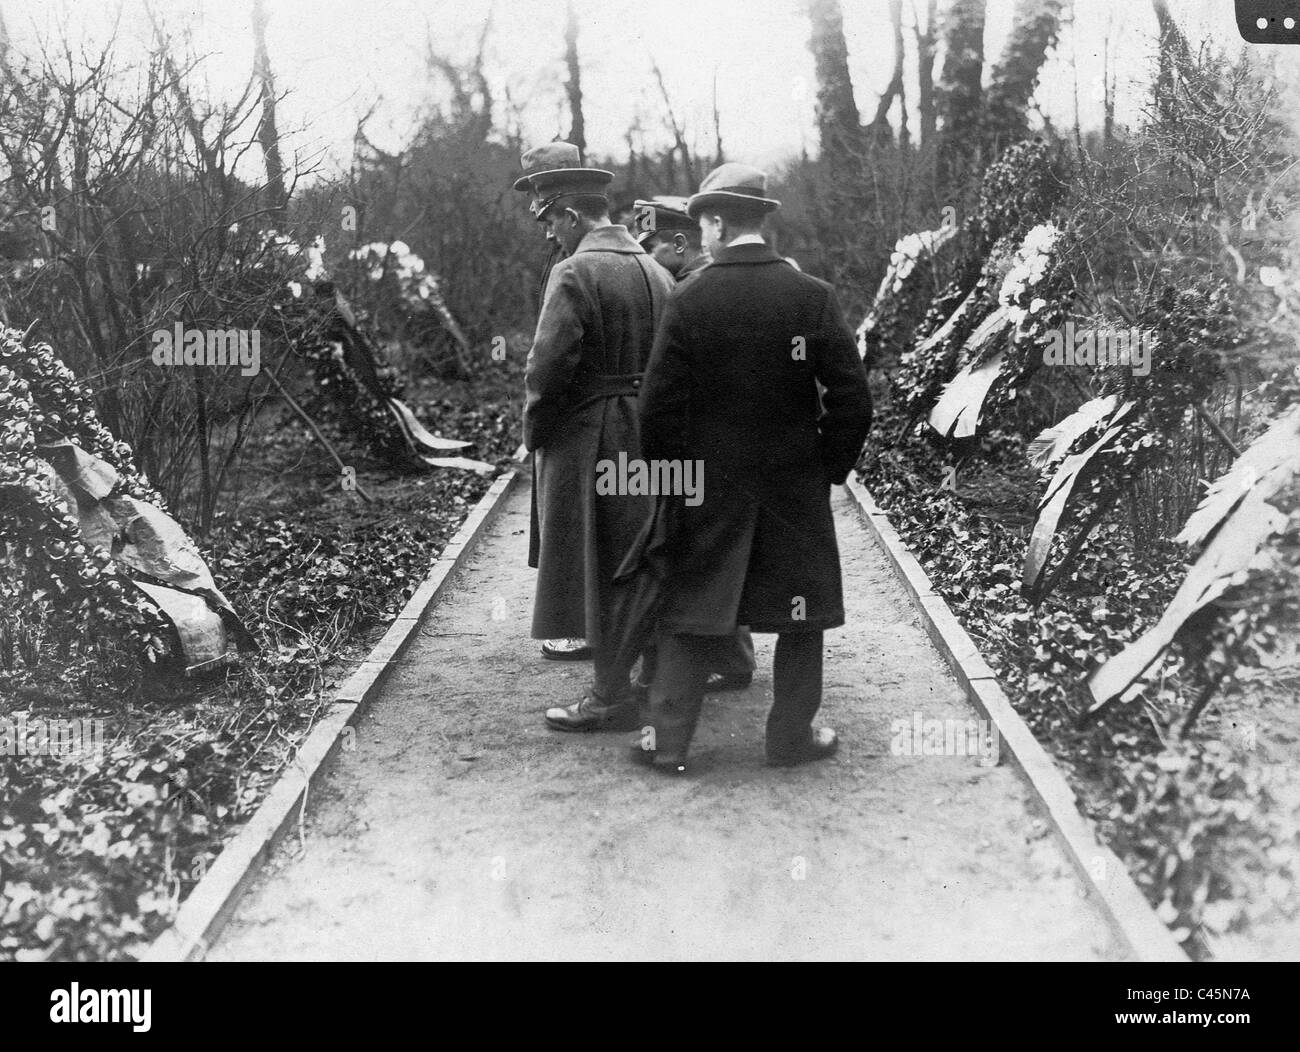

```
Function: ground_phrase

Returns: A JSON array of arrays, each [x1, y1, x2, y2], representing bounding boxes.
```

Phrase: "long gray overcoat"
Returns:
[[524, 225, 674, 644]]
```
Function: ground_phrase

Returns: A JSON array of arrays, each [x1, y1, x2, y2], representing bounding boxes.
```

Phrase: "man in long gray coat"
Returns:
[[633, 163, 873, 772], [513, 144, 675, 731]]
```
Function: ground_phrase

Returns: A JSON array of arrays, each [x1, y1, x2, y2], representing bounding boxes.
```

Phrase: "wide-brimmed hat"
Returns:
[[513, 141, 614, 192], [686, 162, 781, 218], [631, 195, 695, 244]]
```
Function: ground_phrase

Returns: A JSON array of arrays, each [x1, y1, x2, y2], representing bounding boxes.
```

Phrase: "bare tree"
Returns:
[[624, 117, 639, 189], [869, 0, 908, 147], [807, 0, 863, 174], [984, 0, 1066, 155], [1101, 6, 1116, 145], [425, 18, 494, 141], [651, 59, 695, 191], [2, 13, 317, 530], [913, 0, 939, 147], [935, 0, 986, 194], [1151, 0, 1191, 124], [711, 69, 724, 166], [563, 0, 585, 153], [251, 0, 288, 223]]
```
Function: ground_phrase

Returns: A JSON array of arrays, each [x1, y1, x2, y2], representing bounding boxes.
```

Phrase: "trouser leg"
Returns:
[[634, 639, 659, 689], [737, 627, 756, 671], [765, 631, 824, 762], [710, 626, 755, 678], [591, 645, 636, 707], [639, 629, 750, 687], [644, 633, 713, 760]]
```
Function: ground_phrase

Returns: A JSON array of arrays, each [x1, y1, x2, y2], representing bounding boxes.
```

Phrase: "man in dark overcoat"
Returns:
[[631, 194, 756, 695], [512, 143, 676, 731], [633, 163, 873, 771]]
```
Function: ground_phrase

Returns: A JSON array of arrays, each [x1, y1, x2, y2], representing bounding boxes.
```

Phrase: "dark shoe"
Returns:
[[545, 693, 640, 732], [705, 671, 753, 693], [628, 738, 689, 774], [541, 638, 593, 661], [767, 727, 839, 767]]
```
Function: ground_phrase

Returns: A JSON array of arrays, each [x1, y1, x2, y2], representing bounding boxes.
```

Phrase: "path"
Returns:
[[208, 477, 1124, 961]]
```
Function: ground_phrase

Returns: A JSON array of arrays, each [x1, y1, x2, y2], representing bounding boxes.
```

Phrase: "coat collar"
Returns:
[[676, 252, 711, 281], [572, 224, 646, 256], [710, 241, 783, 266]]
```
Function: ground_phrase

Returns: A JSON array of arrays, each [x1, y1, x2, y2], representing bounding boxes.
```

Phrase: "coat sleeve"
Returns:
[[523, 264, 588, 451], [813, 287, 873, 484], [637, 295, 691, 463]]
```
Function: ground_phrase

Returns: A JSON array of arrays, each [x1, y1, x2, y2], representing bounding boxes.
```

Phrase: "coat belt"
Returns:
[[568, 372, 644, 412]]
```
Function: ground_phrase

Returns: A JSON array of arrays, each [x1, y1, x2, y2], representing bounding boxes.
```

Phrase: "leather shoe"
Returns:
[[545, 693, 640, 732], [628, 740, 689, 774], [767, 727, 839, 767], [541, 638, 593, 661], [705, 671, 752, 693]]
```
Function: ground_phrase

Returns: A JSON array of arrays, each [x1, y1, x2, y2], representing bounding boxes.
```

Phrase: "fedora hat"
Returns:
[[631, 195, 695, 244], [686, 162, 781, 218], [513, 141, 614, 192]]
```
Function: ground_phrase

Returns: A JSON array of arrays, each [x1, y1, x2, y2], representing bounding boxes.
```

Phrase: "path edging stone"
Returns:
[[141, 465, 524, 962], [842, 475, 1188, 963]]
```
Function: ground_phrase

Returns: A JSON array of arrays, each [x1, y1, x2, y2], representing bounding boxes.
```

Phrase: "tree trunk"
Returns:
[[1102, 14, 1115, 146], [563, 0, 586, 153], [711, 70, 724, 166], [915, 0, 939, 148], [935, 0, 986, 196], [807, 0, 863, 174], [251, 0, 288, 223], [625, 124, 638, 191], [869, 0, 907, 147], [1151, 0, 1190, 124], [983, 0, 1065, 156], [652, 60, 695, 191]]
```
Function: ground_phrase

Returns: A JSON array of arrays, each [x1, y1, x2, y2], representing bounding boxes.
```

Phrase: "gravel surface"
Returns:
[[209, 480, 1124, 961]]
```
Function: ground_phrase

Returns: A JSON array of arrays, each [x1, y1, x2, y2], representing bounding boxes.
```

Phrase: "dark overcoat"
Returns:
[[524, 225, 675, 644], [636, 241, 872, 635]]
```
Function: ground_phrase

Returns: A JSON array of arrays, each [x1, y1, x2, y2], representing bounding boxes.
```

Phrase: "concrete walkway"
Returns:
[[209, 477, 1123, 961]]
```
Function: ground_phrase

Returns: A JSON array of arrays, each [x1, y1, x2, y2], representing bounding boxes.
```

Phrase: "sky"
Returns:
[[0, 0, 1264, 181]]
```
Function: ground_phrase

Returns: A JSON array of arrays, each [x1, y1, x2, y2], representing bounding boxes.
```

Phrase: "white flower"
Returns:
[[998, 223, 1061, 308], [305, 236, 327, 281], [287, 281, 302, 298], [879, 226, 959, 296], [1030, 297, 1047, 314]]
